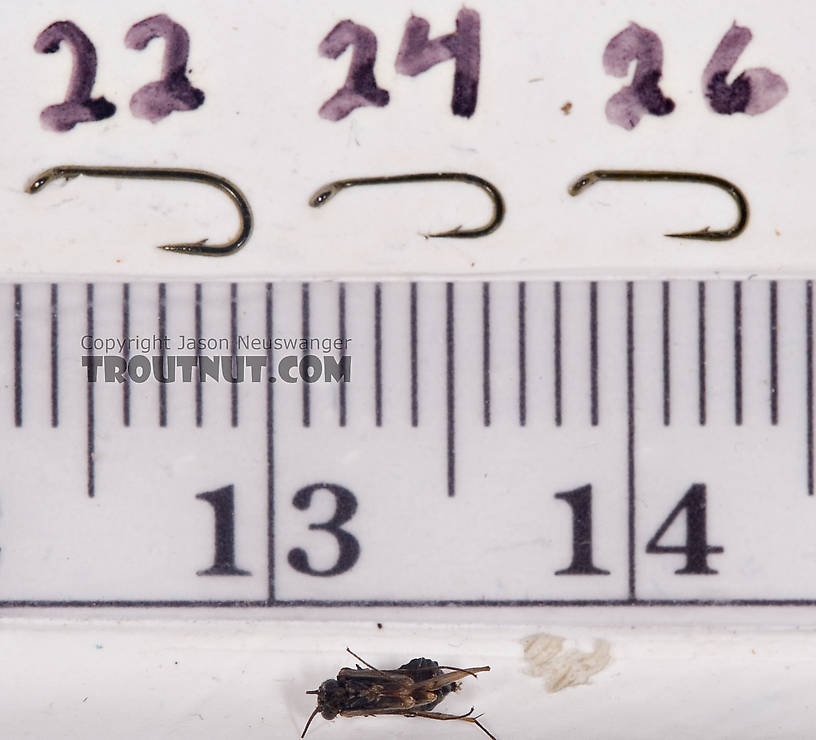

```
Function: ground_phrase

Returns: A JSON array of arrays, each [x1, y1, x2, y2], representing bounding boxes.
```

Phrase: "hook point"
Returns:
[[665, 228, 713, 240], [428, 224, 465, 239], [158, 238, 211, 255]]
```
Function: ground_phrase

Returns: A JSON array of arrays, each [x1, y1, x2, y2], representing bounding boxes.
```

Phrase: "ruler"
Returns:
[[3, 278, 814, 608]]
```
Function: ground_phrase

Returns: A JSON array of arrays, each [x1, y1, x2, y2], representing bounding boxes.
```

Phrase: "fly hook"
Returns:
[[568, 170, 748, 241], [26, 165, 253, 255], [308, 172, 505, 238]]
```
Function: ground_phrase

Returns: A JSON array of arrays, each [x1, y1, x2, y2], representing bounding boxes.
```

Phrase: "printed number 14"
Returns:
[[556, 483, 723, 576]]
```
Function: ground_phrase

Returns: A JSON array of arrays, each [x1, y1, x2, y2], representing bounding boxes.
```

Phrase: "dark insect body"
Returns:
[[301, 648, 496, 738]]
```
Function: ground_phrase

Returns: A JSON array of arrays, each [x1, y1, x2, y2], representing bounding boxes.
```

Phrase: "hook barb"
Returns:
[[308, 172, 505, 238], [26, 165, 253, 256], [568, 169, 748, 241]]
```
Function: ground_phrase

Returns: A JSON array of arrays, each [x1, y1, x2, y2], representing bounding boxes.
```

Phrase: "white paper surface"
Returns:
[[0, 0, 809, 280]]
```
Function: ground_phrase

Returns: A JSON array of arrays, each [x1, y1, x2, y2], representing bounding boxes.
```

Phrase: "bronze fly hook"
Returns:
[[308, 172, 505, 238], [568, 170, 748, 241], [26, 165, 253, 255]]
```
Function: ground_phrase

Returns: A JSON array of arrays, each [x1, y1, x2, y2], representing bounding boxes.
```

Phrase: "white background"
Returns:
[[0, 0, 809, 280], [1, 1, 816, 738], [1, 615, 815, 739]]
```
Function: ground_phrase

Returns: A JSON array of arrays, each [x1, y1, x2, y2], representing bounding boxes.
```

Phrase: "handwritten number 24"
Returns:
[[318, 8, 481, 121]]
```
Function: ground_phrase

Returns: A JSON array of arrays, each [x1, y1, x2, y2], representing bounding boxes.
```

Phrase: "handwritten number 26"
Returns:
[[605, 21, 788, 129]]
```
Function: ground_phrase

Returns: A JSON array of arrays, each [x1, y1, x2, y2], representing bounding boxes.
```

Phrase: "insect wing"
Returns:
[[336, 667, 415, 685], [335, 668, 422, 712], [414, 666, 491, 692]]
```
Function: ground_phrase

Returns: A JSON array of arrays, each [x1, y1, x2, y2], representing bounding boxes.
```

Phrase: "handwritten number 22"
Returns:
[[35, 14, 204, 132]]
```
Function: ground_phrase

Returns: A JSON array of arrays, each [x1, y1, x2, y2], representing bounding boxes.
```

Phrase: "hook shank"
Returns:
[[309, 172, 504, 238], [26, 165, 253, 255], [568, 169, 748, 241]]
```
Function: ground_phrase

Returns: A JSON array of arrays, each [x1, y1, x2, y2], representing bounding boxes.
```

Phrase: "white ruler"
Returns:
[[3, 278, 814, 608]]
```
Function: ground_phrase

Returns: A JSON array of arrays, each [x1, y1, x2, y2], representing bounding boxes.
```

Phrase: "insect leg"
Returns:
[[406, 708, 498, 740]]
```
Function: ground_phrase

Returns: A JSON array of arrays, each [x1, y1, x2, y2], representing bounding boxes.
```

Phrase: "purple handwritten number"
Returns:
[[34, 21, 116, 132], [395, 8, 481, 118], [126, 14, 205, 123], [318, 20, 389, 121], [603, 22, 675, 130], [703, 23, 788, 115]]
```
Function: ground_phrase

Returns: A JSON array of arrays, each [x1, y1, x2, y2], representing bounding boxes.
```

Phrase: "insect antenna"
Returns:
[[300, 707, 321, 738], [345, 647, 388, 675]]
